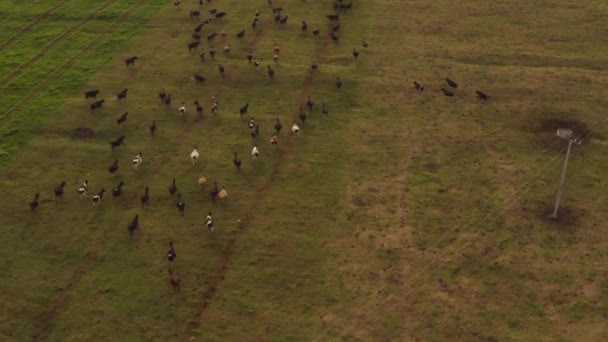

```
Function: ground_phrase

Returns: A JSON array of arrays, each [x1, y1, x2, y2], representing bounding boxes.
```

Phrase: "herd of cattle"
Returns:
[[25, 0, 489, 289]]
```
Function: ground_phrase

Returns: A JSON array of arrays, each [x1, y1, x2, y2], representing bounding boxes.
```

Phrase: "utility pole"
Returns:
[[552, 128, 581, 219]]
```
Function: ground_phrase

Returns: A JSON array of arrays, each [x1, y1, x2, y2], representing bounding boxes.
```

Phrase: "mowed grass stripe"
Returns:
[[0, 0, 165, 162], [0, 0, 117, 88], [0, 0, 140, 114], [0, 0, 71, 45], [0, 0, 118, 78]]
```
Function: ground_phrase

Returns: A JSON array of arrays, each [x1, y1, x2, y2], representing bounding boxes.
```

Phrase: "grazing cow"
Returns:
[[169, 178, 177, 197], [190, 147, 199, 165], [176, 193, 186, 216], [116, 112, 128, 126], [204, 212, 214, 232], [251, 144, 260, 160], [209, 47, 216, 60], [198, 175, 207, 187], [301, 20, 308, 31], [188, 41, 200, 52], [209, 8, 217, 14], [199, 48, 205, 61], [108, 159, 119, 176], [299, 107, 307, 123], [352, 48, 359, 59], [292, 122, 300, 135], [192, 32, 201, 41], [274, 118, 282, 133], [362, 40, 369, 48], [446, 78, 458, 88], [128, 215, 139, 236], [233, 152, 241, 171], [239, 103, 249, 117], [193, 73, 205, 83], [441, 88, 454, 97], [413, 81, 424, 92], [140, 186, 149, 207], [306, 96, 313, 111], [215, 12, 227, 19], [311, 63, 318, 70], [159, 88, 166, 100], [190, 10, 200, 18], [125, 56, 138, 66], [194, 101, 204, 118], [248, 117, 256, 129], [279, 16, 288, 24], [218, 63, 225, 77], [112, 181, 124, 199], [164, 94, 172, 105], [78, 180, 88, 198], [273, 54, 279, 63], [207, 32, 217, 41], [336, 77, 343, 89], [312, 28, 320, 37], [211, 99, 219, 115], [29, 193, 40, 212], [132, 152, 143, 169], [246, 53, 253, 63], [270, 133, 278, 150], [84, 89, 99, 99], [253, 58, 260, 70], [54, 181, 66, 201], [90, 99, 104, 110], [224, 44, 231, 54], [106, 158, 119, 175], [236, 30, 245, 39], [92, 189, 105, 206], [327, 14, 339, 21], [322, 104, 329, 117], [179, 103, 186, 116], [218, 187, 228, 201], [210, 182, 219, 203], [267, 65, 274, 79], [330, 32, 339, 43], [251, 18, 258, 30], [332, 24, 340, 32], [117, 88, 128, 101], [167, 241, 176, 264], [169, 269, 180, 291], [109, 136, 125, 151], [476, 90, 489, 101], [149, 120, 157, 135]]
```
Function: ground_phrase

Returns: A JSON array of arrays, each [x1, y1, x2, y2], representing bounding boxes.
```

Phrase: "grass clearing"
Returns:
[[0, 0, 607, 341]]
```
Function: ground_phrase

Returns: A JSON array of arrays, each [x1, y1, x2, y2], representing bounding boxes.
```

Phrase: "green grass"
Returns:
[[0, 0, 607, 341]]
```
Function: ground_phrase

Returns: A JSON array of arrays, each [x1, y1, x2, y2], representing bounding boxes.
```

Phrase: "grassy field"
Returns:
[[1, 0, 607, 341]]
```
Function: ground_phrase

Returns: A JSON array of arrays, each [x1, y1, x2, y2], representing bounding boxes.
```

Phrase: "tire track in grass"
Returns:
[[0, 0, 117, 88], [183, 8, 339, 340], [28, 2, 158, 341], [0, 0, 72, 52]]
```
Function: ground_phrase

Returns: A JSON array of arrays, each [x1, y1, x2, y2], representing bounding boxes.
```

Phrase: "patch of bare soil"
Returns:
[[70, 127, 95, 139], [539, 205, 581, 228], [536, 118, 600, 147]]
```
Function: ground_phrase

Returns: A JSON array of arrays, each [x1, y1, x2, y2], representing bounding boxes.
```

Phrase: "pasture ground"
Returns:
[[1, 0, 607, 341]]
